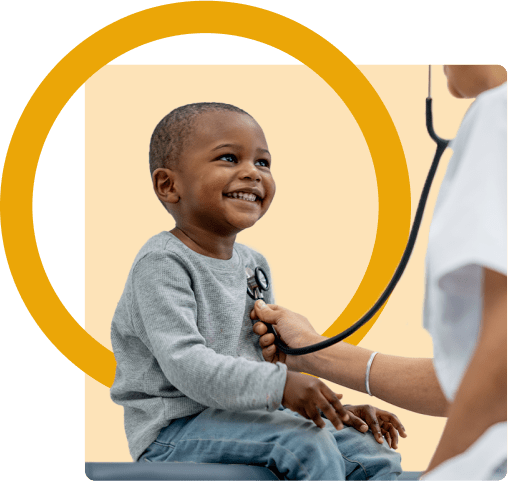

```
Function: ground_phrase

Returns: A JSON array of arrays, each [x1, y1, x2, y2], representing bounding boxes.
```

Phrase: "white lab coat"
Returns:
[[423, 83, 507, 480]]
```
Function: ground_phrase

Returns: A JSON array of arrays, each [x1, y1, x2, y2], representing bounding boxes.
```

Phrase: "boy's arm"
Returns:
[[131, 251, 286, 412]]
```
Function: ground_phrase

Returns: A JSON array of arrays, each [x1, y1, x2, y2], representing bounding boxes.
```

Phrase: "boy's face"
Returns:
[[172, 111, 276, 236]]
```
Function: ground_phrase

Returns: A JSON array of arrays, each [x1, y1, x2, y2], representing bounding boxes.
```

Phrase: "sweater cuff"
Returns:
[[266, 362, 287, 411]]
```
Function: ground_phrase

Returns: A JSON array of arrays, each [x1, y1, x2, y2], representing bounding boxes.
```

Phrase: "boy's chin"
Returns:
[[228, 215, 263, 233]]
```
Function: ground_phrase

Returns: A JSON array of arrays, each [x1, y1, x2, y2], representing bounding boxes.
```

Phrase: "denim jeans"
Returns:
[[139, 407, 402, 480]]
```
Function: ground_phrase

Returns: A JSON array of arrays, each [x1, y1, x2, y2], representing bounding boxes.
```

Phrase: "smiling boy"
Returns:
[[110, 103, 404, 479], [152, 105, 274, 255]]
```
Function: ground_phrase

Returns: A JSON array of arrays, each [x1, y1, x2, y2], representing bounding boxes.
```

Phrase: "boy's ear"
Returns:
[[152, 168, 180, 205]]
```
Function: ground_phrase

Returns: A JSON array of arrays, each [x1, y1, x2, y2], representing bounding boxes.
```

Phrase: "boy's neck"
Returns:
[[170, 226, 236, 260]]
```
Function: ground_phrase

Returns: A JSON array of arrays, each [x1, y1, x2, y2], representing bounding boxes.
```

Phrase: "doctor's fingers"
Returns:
[[250, 301, 279, 320], [261, 344, 286, 364], [253, 323, 283, 363], [262, 344, 275, 361], [252, 321, 268, 336], [259, 332, 275, 347], [252, 301, 284, 324]]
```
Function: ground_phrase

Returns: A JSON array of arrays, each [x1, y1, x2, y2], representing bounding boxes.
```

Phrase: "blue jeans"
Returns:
[[139, 407, 402, 480]]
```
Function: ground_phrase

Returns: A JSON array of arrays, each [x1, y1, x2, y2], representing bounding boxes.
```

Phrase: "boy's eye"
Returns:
[[256, 159, 270, 168], [218, 154, 237, 163]]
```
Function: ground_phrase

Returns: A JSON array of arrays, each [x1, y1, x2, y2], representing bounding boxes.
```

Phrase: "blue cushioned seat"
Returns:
[[398, 471, 422, 480], [85, 462, 422, 480], [85, 462, 279, 480]]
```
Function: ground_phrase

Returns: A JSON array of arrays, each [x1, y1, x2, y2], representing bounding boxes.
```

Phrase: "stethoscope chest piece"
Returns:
[[246, 266, 270, 301]]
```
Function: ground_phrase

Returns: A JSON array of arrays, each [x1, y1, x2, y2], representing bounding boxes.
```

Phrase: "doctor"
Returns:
[[252, 65, 507, 480]]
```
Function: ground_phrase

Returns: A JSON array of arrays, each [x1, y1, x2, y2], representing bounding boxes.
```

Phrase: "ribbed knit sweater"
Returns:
[[110, 232, 287, 461]]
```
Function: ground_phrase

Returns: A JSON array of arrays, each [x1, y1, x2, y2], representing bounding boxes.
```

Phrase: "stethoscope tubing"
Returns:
[[271, 84, 450, 356]]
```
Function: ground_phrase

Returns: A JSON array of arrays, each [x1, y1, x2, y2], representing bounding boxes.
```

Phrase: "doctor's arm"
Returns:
[[252, 302, 449, 417], [425, 267, 507, 473]]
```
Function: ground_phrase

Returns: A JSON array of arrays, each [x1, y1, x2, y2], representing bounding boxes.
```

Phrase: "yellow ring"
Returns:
[[0, 1, 410, 388]]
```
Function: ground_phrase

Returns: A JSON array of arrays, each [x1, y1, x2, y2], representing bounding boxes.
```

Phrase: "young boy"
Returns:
[[110, 102, 404, 479]]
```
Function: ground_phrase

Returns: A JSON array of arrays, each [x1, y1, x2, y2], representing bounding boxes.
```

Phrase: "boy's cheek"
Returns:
[[271, 178, 276, 196], [265, 180, 276, 206]]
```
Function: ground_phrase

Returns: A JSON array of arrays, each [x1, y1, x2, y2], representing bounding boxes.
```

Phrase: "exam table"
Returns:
[[85, 462, 422, 480]]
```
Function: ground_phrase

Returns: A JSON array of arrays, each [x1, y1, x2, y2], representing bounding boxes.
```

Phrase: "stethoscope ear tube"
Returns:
[[272, 90, 450, 356], [426, 98, 450, 149]]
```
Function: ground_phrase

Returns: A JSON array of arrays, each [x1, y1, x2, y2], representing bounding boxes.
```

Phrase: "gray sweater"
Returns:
[[110, 232, 287, 461]]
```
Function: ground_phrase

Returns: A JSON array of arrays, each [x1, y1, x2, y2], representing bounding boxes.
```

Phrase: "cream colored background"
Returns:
[[85, 66, 472, 470]]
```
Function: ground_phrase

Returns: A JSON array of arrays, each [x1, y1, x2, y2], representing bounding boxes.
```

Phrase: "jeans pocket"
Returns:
[[140, 442, 176, 463], [154, 434, 177, 447], [155, 414, 199, 446], [341, 454, 368, 480]]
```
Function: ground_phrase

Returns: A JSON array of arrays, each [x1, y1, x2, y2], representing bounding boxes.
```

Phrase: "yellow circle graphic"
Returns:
[[1, 2, 409, 388]]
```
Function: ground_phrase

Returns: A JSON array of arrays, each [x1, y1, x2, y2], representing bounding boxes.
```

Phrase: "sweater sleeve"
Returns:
[[130, 251, 286, 412]]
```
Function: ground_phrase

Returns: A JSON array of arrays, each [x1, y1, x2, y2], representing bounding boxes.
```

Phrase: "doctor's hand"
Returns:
[[251, 300, 321, 368], [342, 404, 407, 449], [283, 371, 349, 430]]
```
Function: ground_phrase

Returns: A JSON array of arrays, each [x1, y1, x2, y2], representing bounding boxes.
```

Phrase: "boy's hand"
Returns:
[[343, 404, 407, 449], [283, 371, 349, 430]]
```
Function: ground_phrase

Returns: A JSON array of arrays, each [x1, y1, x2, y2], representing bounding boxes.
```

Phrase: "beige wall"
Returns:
[[85, 65, 472, 470]]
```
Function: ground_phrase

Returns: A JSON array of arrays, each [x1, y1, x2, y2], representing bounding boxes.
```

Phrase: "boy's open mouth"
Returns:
[[224, 191, 262, 202]]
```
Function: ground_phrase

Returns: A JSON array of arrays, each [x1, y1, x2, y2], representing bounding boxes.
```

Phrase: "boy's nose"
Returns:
[[239, 163, 261, 181]]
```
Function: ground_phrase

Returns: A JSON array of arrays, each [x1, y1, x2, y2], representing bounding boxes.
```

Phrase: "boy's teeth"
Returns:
[[227, 192, 257, 202]]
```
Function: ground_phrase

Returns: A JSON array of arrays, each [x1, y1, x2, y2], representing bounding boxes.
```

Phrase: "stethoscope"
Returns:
[[247, 66, 451, 356], [245, 265, 279, 338]]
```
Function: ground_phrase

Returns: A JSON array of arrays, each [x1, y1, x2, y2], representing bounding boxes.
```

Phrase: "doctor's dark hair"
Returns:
[[149, 102, 252, 176]]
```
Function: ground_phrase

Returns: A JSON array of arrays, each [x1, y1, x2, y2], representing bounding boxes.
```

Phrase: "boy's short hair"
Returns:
[[149, 102, 252, 176]]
